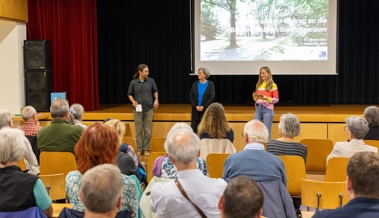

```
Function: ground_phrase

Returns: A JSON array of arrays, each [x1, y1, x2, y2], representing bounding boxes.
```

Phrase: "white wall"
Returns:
[[0, 19, 26, 113]]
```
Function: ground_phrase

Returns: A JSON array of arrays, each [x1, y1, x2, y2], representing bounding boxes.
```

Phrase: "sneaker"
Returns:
[[137, 151, 142, 156], [144, 151, 150, 157]]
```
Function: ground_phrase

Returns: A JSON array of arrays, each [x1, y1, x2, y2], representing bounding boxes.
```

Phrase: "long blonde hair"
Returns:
[[255, 66, 274, 91], [197, 103, 230, 138]]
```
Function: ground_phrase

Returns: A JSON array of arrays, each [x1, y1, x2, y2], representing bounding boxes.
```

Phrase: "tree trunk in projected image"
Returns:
[[229, 0, 237, 48]]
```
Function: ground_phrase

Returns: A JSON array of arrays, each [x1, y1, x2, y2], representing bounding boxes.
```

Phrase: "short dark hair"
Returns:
[[347, 151, 379, 197], [223, 176, 264, 218]]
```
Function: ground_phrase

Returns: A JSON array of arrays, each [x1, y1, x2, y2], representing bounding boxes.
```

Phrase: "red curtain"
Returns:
[[27, 0, 99, 110]]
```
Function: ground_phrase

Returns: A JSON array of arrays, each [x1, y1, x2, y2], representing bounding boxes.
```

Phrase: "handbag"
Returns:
[[175, 178, 207, 218]]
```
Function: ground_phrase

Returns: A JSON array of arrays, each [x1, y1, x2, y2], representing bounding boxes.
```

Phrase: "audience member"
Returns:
[[219, 176, 263, 218], [80, 164, 124, 218], [267, 113, 307, 162], [313, 151, 379, 218], [197, 102, 234, 142], [0, 109, 39, 175], [104, 119, 140, 177], [19, 106, 41, 160], [37, 99, 83, 154], [152, 122, 208, 178], [222, 119, 296, 218], [65, 123, 139, 216], [70, 103, 87, 129], [327, 116, 377, 164], [151, 128, 226, 217], [363, 106, 379, 140], [0, 127, 52, 217]]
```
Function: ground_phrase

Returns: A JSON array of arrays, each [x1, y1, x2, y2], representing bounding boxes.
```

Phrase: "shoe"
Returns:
[[137, 151, 142, 156], [144, 151, 150, 157]]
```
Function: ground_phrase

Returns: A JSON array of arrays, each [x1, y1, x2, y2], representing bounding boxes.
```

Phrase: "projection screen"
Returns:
[[193, 0, 337, 75]]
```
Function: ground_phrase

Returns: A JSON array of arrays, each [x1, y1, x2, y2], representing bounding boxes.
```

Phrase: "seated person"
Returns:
[[327, 116, 378, 164], [104, 119, 146, 182], [313, 152, 379, 218], [19, 106, 41, 161], [80, 164, 124, 218], [151, 128, 226, 217], [0, 128, 52, 217], [66, 123, 140, 216], [0, 109, 39, 175], [197, 103, 234, 142], [363, 106, 379, 140], [223, 119, 296, 218], [267, 113, 307, 163], [70, 103, 87, 129], [219, 176, 264, 218], [152, 122, 208, 179]]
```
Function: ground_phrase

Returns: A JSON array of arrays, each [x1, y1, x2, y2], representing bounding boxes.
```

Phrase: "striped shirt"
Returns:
[[254, 82, 279, 110], [266, 140, 308, 163]]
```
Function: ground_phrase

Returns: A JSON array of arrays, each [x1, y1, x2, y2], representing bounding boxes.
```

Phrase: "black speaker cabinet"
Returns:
[[25, 70, 52, 112], [24, 40, 51, 70]]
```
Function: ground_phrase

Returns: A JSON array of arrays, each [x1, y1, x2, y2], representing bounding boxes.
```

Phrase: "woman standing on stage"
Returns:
[[252, 66, 279, 139], [190, 67, 215, 133]]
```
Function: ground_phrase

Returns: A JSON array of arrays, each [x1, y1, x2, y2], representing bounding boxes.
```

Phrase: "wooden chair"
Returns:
[[206, 153, 229, 178], [39, 173, 72, 217], [150, 137, 166, 152], [123, 136, 137, 152], [301, 179, 348, 210], [324, 157, 349, 182], [147, 152, 166, 182], [199, 139, 236, 159], [17, 156, 27, 171], [39, 152, 77, 177], [278, 156, 306, 196], [300, 139, 334, 173], [363, 140, 379, 151]]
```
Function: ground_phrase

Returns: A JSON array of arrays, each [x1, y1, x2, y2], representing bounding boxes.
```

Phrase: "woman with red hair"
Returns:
[[65, 123, 140, 216]]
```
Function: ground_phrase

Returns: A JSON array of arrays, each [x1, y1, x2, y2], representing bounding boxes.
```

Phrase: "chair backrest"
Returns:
[[278, 155, 306, 196], [324, 157, 349, 182], [300, 139, 334, 173], [17, 156, 27, 171], [199, 139, 236, 159], [363, 140, 379, 151], [39, 173, 66, 201], [206, 153, 230, 178], [301, 179, 349, 210], [123, 137, 137, 152], [39, 152, 77, 177], [147, 152, 166, 182], [150, 137, 166, 152]]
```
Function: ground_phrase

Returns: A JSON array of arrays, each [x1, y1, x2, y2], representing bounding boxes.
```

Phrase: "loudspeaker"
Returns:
[[24, 40, 51, 70], [25, 70, 52, 112]]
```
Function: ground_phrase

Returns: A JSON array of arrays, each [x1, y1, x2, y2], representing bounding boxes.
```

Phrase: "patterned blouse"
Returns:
[[66, 170, 139, 213], [160, 157, 209, 179]]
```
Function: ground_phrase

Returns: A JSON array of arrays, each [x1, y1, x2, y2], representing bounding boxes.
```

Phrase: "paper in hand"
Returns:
[[136, 104, 142, 112]]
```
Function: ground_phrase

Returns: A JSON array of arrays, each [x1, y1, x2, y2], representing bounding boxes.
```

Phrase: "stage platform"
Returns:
[[83, 103, 368, 123], [14, 104, 372, 151]]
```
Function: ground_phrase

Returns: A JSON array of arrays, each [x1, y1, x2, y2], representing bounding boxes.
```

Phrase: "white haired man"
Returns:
[[151, 128, 226, 218], [79, 164, 124, 218], [222, 119, 296, 218], [19, 106, 41, 160]]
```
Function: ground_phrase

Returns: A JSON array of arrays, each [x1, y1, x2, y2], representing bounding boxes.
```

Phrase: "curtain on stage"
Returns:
[[27, 0, 99, 110]]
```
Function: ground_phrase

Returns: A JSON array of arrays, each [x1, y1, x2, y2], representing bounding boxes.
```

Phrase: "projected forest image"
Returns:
[[200, 0, 329, 61]]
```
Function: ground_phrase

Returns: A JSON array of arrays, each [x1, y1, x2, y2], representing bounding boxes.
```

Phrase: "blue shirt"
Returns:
[[197, 81, 208, 106]]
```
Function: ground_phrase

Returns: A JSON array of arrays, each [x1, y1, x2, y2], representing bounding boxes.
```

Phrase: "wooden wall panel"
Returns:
[[0, 0, 28, 22]]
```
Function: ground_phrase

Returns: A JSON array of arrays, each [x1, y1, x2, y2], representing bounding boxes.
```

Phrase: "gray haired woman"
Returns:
[[189, 67, 215, 133], [363, 106, 379, 140]]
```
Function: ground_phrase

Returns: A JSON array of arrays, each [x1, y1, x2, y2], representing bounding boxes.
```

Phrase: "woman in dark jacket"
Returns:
[[189, 67, 215, 133]]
